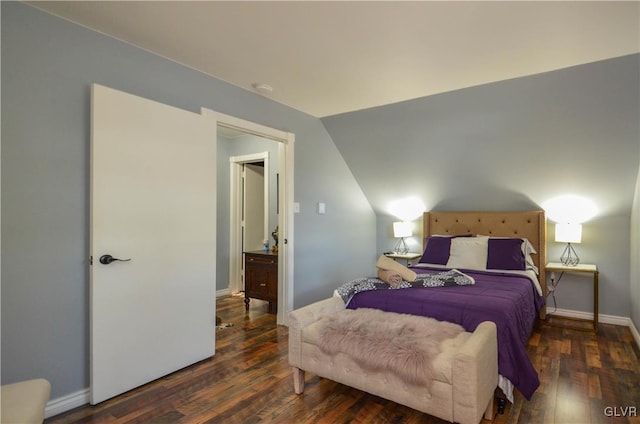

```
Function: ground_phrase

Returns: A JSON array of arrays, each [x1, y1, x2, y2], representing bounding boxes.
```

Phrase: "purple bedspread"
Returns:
[[346, 266, 544, 400]]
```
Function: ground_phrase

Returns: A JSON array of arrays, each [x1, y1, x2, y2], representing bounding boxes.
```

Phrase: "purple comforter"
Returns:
[[346, 266, 544, 400]]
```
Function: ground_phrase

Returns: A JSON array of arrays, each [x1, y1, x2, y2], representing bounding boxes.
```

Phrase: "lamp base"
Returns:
[[394, 238, 409, 255], [560, 243, 580, 266]]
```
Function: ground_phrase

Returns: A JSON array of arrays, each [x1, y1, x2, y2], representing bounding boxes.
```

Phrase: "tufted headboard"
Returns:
[[423, 210, 547, 317]]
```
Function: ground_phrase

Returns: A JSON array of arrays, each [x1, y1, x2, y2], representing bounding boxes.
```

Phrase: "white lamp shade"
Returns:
[[393, 221, 412, 238], [555, 223, 582, 243]]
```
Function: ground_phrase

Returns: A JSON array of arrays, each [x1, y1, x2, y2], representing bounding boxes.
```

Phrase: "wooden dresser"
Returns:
[[244, 250, 278, 313]]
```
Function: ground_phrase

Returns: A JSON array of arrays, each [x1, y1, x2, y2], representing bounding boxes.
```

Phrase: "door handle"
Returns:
[[99, 254, 131, 265]]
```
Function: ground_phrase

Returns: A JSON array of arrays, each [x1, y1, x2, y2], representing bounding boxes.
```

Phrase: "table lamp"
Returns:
[[393, 221, 411, 254], [555, 222, 581, 266]]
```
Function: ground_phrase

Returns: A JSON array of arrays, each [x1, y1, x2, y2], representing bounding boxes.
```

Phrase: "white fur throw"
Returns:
[[317, 308, 464, 388]]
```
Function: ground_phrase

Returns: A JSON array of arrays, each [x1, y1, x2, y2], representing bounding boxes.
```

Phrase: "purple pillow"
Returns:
[[419, 235, 473, 265], [486, 238, 526, 270], [419, 236, 451, 264]]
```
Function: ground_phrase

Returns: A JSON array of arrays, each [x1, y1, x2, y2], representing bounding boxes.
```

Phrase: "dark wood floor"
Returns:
[[46, 295, 640, 424]]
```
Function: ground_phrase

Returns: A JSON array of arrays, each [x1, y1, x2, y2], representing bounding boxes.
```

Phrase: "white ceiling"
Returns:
[[27, 1, 639, 118]]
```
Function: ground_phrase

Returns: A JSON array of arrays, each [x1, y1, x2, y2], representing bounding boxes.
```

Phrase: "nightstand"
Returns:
[[545, 262, 599, 333], [384, 252, 421, 266]]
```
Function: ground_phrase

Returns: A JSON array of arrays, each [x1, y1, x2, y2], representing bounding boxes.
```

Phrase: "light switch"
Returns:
[[294, 202, 300, 213], [318, 202, 326, 214]]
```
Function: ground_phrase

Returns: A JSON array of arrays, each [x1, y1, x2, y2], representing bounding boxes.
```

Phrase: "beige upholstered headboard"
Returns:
[[423, 210, 547, 317]]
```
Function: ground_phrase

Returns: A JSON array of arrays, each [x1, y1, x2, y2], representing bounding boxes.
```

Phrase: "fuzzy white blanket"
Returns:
[[318, 308, 465, 388]]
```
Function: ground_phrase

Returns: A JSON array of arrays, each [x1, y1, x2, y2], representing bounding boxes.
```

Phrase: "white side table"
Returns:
[[545, 262, 599, 333], [384, 252, 421, 266]]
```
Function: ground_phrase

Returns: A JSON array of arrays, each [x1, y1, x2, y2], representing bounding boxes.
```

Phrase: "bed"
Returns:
[[345, 210, 547, 402]]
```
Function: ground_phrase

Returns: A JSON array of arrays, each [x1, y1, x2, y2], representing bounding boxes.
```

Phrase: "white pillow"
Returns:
[[446, 236, 488, 270]]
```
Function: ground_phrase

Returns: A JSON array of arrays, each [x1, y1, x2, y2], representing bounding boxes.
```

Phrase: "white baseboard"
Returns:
[[216, 288, 231, 297], [548, 307, 630, 327], [45, 387, 90, 419]]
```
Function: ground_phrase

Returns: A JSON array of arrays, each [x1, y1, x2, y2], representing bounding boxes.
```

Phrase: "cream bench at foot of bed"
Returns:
[[288, 297, 498, 424], [1, 378, 51, 424]]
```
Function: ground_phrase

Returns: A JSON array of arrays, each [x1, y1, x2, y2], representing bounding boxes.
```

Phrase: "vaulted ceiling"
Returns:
[[28, 1, 639, 117]]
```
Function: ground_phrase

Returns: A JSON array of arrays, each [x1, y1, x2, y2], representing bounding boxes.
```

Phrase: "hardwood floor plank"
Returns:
[[561, 338, 572, 355], [585, 339, 602, 369], [46, 296, 640, 424]]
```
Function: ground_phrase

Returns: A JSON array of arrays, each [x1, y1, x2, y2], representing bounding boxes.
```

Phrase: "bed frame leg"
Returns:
[[292, 367, 305, 394], [497, 397, 507, 414], [484, 396, 495, 421]]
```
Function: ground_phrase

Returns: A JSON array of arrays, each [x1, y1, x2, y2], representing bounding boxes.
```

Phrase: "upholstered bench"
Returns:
[[1, 378, 51, 424], [289, 297, 498, 424]]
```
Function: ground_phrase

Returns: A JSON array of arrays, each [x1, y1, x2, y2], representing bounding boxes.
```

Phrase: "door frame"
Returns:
[[229, 152, 270, 296], [203, 109, 294, 326]]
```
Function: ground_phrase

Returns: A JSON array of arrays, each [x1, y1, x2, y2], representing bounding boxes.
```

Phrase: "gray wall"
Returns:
[[1, 2, 376, 399], [216, 133, 280, 292], [323, 55, 640, 318]]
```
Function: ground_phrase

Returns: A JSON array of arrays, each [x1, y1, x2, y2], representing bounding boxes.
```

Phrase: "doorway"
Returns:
[[208, 110, 294, 326], [227, 152, 271, 297]]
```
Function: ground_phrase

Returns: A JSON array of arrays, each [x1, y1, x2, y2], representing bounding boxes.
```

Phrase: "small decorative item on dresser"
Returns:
[[271, 225, 279, 253]]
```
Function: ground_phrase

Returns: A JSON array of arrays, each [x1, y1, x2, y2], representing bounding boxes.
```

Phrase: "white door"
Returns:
[[244, 163, 265, 252], [90, 84, 216, 404]]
